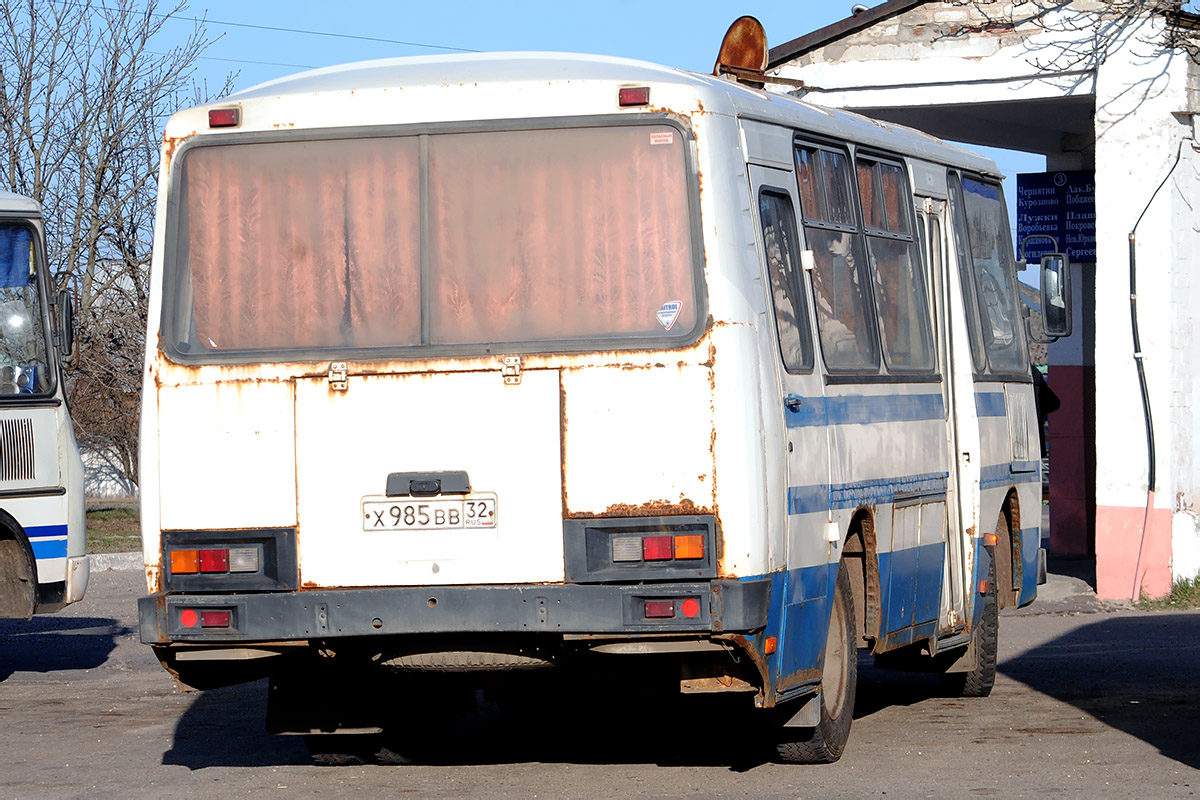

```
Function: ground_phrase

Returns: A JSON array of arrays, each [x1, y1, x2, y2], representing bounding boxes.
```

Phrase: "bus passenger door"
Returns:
[[749, 162, 832, 697], [918, 197, 968, 634]]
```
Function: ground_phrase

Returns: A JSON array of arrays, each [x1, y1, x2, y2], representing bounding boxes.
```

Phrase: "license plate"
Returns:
[[361, 493, 497, 531]]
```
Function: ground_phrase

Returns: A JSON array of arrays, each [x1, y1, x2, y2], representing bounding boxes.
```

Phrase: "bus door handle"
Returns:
[[784, 394, 803, 412]]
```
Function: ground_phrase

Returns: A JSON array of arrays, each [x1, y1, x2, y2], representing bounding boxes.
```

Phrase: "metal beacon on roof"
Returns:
[[713, 15, 770, 85]]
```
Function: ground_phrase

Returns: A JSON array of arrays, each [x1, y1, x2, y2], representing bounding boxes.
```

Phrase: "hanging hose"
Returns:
[[1126, 140, 1185, 601]]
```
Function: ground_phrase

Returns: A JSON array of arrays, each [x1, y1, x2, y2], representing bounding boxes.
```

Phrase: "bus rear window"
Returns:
[[168, 124, 698, 357]]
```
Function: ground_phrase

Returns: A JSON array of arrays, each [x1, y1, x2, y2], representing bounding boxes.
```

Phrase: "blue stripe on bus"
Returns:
[[788, 472, 950, 515], [785, 393, 945, 428], [975, 392, 1006, 417], [980, 464, 1041, 490], [26, 524, 68, 539], [31, 537, 67, 559], [25, 524, 68, 561]]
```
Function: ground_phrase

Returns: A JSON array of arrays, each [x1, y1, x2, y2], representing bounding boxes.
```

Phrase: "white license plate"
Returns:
[[361, 493, 497, 531]]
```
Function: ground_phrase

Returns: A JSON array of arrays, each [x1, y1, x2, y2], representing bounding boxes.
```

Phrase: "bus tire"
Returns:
[[775, 559, 857, 764], [0, 531, 37, 620], [942, 538, 999, 698]]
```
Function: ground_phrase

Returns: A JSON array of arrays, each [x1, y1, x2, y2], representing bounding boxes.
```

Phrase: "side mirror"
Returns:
[[1039, 253, 1071, 338], [56, 289, 74, 358]]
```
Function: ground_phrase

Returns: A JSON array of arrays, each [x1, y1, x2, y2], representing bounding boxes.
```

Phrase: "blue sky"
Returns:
[[168, 1, 1045, 236]]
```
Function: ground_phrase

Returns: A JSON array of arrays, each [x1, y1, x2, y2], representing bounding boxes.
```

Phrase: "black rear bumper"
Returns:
[[138, 579, 771, 644]]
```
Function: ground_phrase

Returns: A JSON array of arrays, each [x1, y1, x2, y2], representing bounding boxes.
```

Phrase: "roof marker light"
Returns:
[[208, 107, 240, 128], [618, 86, 650, 107]]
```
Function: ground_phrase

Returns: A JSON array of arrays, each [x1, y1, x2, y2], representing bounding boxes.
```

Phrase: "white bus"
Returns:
[[138, 46, 1068, 764], [0, 189, 88, 618]]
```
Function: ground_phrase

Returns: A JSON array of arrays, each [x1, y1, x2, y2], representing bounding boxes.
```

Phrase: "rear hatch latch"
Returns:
[[502, 355, 522, 386], [328, 361, 349, 391]]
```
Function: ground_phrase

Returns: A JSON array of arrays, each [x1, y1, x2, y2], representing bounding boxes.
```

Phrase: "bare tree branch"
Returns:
[[0, 0, 234, 490]]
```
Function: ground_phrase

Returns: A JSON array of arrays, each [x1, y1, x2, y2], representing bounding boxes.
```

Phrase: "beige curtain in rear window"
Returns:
[[427, 126, 693, 344], [180, 138, 421, 351], [175, 125, 694, 354]]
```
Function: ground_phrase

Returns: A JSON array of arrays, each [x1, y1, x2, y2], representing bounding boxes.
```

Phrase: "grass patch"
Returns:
[[1137, 576, 1200, 611], [87, 506, 141, 554]]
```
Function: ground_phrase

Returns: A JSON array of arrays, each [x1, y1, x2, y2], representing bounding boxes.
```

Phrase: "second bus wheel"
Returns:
[[774, 559, 858, 764]]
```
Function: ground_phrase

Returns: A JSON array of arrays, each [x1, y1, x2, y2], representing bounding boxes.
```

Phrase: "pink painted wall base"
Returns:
[[1095, 501, 1173, 600]]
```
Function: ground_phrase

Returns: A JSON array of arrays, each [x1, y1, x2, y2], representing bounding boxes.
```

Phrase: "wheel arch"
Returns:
[[840, 507, 881, 650], [995, 489, 1021, 610]]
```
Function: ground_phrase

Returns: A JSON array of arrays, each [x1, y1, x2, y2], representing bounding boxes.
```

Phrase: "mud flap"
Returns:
[[782, 689, 821, 728]]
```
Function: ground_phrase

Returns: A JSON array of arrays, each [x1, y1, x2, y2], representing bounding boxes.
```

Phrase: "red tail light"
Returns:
[[200, 609, 232, 628], [644, 600, 675, 619], [680, 598, 701, 618], [199, 548, 229, 573], [642, 535, 673, 561]]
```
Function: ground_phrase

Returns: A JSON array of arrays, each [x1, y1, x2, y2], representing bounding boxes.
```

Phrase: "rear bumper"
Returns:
[[138, 579, 771, 645]]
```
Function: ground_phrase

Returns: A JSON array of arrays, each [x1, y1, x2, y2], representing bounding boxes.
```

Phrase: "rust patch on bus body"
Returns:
[[564, 497, 712, 520], [714, 633, 770, 704]]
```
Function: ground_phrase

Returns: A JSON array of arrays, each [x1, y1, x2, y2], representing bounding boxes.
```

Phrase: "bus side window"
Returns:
[[794, 144, 879, 372], [958, 175, 1028, 374], [855, 157, 935, 372], [947, 172, 987, 373], [758, 190, 814, 372]]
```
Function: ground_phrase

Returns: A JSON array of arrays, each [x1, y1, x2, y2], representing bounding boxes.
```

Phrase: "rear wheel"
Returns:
[[775, 560, 857, 764]]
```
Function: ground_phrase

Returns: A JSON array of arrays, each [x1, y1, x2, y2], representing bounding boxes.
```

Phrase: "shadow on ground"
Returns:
[[1046, 553, 1097, 592], [163, 654, 966, 771], [999, 611, 1200, 770], [163, 679, 775, 771], [0, 616, 127, 680], [162, 613, 1200, 771]]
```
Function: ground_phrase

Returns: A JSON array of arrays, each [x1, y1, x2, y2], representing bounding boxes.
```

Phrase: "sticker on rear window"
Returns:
[[650, 131, 674, 146], [656, 300, 683, 330]]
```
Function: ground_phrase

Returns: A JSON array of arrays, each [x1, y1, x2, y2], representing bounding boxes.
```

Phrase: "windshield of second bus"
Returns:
[[0, 223, 51, 395], [168, 124, 700, 358]]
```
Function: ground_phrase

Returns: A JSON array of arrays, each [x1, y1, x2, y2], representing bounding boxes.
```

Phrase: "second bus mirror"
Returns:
[[1039, 253, 1071, 338], [57, 290, 74, 358]]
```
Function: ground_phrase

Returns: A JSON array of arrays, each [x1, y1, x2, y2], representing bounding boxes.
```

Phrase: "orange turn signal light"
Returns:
[[978, 579, 990, 595], [170, 549, 199, 574], [764, 635, 778, 655], [673, 534, 705, 560], [984, 532, 999, 546]]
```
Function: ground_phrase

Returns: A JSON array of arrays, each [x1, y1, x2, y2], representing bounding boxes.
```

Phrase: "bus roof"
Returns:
[[0, 189, 41, 216], [217, 51, 998, 178]]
